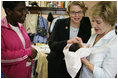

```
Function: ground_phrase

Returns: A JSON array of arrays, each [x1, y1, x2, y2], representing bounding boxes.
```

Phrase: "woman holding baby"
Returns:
[[79, 1, 117, 78]]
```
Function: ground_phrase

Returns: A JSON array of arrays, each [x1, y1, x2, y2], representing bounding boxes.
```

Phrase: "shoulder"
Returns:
[[103, 33, 117, 55], [108, 35, 117, 48], [1, 17, 7, 28], [54, 18, 70, 29], [56, 18, 70, 24], [105, 30, 117, 47], [80, 17, 91, 28], [81, 17, 90, 22], [105, 35, 117, 60], [82, 17, 89, 19]]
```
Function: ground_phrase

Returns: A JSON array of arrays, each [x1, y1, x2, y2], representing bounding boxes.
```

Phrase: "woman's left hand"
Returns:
[[81, 57, 94, 72], [27, 57, 31, 62]]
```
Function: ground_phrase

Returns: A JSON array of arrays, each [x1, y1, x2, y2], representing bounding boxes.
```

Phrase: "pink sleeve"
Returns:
[[1, 36, 31, 65]]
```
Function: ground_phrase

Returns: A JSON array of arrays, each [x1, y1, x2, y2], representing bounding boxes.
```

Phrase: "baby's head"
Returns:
[[69, 43, 82, 52]]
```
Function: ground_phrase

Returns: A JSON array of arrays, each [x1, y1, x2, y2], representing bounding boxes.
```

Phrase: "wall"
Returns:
[[84, 1, 98, 17], [1, 1, 6, 18]]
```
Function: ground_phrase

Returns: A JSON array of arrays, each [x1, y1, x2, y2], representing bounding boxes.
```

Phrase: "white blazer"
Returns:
[[80, 30, 117, 78]]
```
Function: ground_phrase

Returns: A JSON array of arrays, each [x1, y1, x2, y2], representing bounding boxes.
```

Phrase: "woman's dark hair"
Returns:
[[3, 1, 25, 14], [69, 43, 80, 52]]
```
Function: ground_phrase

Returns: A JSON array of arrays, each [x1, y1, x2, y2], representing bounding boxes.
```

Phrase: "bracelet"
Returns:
[[85, 62, 91, 68]]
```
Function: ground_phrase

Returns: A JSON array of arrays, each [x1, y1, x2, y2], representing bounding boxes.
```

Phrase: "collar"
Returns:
[[97, 29, 116, 40], [1, 17, 22, 30], [93, 29, 116, 47]]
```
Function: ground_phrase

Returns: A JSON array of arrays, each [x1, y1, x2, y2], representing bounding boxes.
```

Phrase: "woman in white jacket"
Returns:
[[79, 1, 117, 78]]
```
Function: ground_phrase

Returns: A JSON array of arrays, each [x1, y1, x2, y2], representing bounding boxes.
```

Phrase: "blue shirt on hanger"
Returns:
[[33, 16, 48, 43]]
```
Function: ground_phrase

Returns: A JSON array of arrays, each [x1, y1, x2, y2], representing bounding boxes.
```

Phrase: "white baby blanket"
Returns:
[[63, 44, 91, 78]]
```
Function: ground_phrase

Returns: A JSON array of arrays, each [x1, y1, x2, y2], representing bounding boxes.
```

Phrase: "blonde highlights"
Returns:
[[91, 1, 117, 26]]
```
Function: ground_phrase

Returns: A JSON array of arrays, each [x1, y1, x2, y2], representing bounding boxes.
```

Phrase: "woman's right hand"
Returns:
[[67, 37, 83, 44], [29, 47, 37, 59]]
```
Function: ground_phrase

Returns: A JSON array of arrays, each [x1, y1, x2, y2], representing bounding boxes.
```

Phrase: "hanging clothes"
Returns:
[[33, 16, 48, 43], [24, 14, 38, 34]]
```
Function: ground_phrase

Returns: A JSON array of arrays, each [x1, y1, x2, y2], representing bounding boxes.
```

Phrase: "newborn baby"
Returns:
[[69, 43, 82, 52], [63, 43, 91, 78]]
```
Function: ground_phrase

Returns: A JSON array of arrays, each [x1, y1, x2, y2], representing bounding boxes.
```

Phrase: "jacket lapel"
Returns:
[[64, 18, 70, 39]]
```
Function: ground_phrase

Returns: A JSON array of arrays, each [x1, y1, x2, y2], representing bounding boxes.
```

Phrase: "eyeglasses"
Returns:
[[70, 11, 83, 15]]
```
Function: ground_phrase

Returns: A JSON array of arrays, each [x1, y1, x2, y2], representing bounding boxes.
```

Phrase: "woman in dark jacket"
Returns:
[[47, 1, 91, 78]]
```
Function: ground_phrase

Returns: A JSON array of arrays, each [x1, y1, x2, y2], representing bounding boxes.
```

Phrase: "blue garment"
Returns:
[[33, 16, 48, 43], [1, 70, 4, 78]]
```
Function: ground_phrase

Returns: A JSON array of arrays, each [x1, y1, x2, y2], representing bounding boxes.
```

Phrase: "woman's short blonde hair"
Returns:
[[67, 1, 87, 15], [91, 1, 117, 26]]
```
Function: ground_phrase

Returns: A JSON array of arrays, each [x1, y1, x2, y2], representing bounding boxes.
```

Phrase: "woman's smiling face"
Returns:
[[69, 5, 83, 24]]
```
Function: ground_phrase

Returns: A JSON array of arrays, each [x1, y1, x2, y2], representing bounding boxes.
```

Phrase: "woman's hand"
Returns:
[[81, 57, 88, 64], [67, 37, 83, 44], [27, 57, 31, 62], [29, 47, 37, 59], [81, 57, 94, 72]]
